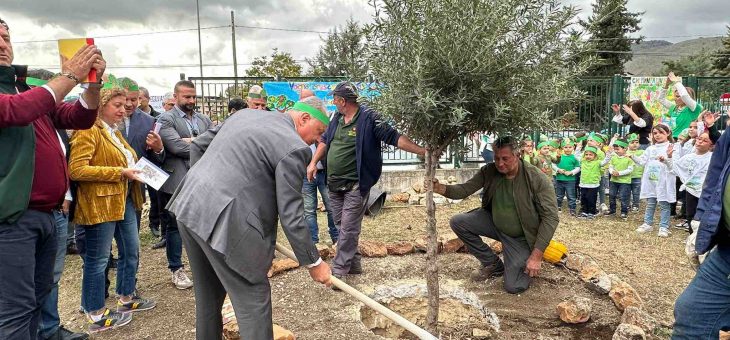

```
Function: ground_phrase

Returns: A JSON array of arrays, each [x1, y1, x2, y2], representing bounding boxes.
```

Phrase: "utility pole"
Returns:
[[231, 11, 238, 91], [196, 0, 205, 111]]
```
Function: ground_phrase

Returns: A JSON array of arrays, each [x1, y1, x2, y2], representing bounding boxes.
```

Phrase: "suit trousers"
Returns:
[[329, 187, 367, 276], [179, 223, 272, 340], [449, 208, 531, 294], [158, 192, 183, 272]]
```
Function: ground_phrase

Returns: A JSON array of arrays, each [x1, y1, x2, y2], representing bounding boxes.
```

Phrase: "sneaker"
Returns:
[[470, 261, 505, 282], [558, 208, 562, 213], [600, 203, 609, 214], [172, 268, 193, 290], [578, 213, 589, 219], [151, 238, 166, 250], [116, 296, 156, 313], [658, 229, 670, 238], [569, 210, 576, 217], [54, 326, 89, 340], [66, 242, 80, 256], [604, 212, 616, 218], [621, 213, 628, 220], [87, 309, 132, 333], [149, 226, 161, 238], [636, 223, 653, 233], [631, 206, 639, 213]]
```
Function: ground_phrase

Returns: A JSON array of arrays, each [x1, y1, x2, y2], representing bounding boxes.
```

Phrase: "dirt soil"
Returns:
[[57, 198, 692, 339]]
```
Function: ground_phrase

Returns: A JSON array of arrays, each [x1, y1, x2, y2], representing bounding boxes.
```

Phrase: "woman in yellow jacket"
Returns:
[[69, 87, 158, 333]]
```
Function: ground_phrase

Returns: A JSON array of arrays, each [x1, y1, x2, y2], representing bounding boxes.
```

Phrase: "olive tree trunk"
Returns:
[[424, 145, 440, 334]]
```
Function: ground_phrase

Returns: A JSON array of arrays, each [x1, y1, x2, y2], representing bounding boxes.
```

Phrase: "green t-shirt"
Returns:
[[492, 178, 524, 238], [327, 110, 360, 182], [580, 158, 602, 186], [628, 149, 644, 179], [670, 103, 703, 138], [556, 154, 580, 182], [609, 155, 634, 184]]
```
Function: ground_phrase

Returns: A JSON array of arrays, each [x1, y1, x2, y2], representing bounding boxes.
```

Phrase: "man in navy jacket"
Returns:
[[308, 82, 424, 282]]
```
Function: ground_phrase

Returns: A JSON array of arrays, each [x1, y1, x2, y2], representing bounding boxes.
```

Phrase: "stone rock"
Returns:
[[390, 192, 410, 203], [720, 330, 730, 340], [223, 321, 240, 340], [557, 296, 592, 324], [472, 328, 492, 339], [386, 241, 415, 255], [269, 258, 299, 277], [408, 193, 421, 205], [447, 176, 458, 184], [414, 235, 442, 253], [441, 235, 465, 253], [316, 244, 333, 259], [359, 240, 388, 257], [565, 253, 596, 272], [580, 264, 612, 295], [610, 281, 644, 311], [432, 195, 448, 204], [273, 324, 295, 340], [621, 306, 657, 334], [411, 181, 425, 194], [612, 323, 646, 340], [488, 240, 503, 254], [608, 274, 624, 286]]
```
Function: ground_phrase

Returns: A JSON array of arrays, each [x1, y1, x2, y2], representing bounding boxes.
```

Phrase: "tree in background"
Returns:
[[661, 49, 718, 76], [307, 19, 368, 80], [712, 26, 730, 76], [365, 0, 591, 333], [247, 48, 302, 78], [580, 0, 642, 76]]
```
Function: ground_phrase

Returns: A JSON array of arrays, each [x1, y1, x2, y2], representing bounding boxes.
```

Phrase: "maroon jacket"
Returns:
[[0, 86, 97, 213]]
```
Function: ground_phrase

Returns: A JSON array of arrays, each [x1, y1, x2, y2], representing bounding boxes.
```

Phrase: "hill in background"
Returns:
[[624, 37, 724, 76]]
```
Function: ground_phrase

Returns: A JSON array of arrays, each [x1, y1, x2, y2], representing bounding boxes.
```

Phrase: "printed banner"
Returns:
[[262, 82, 381, 114], [628, 77, 678, 125], [149, 95, 166, 113]]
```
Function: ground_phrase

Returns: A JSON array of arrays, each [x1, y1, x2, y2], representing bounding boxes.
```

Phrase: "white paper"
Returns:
[[133, 157, 170, 190]]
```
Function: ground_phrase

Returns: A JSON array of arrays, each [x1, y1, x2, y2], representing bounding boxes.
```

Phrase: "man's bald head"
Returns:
[[300, 89, 315, 99]]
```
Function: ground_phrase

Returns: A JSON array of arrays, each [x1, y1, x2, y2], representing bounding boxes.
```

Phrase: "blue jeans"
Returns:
[[556, 180, 577, 211], [302, 172, 338, 244], [609, 182, 631, 214], [631, 178, 641, 208], [81, 196, 139, 312], [673, 244, 730, 339], [38, 211, 69, 338], [644, 197, 670, 230], [598, 175, 608, 205]]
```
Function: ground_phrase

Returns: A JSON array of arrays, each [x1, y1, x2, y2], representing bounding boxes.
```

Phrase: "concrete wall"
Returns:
[[375, 168, 482, 194]]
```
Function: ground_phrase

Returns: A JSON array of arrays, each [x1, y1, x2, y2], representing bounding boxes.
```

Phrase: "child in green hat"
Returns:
[[626, 133, 644, 211], [555, 139, 580, 216], [606, 138, 636, 219]]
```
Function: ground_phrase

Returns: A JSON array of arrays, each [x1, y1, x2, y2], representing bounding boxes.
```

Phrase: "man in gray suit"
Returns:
[[167, 96, 332, 340], [156, 80, 212, 290]]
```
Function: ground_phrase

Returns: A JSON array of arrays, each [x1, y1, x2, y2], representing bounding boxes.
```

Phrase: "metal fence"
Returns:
[[188, 75, 730, 166]]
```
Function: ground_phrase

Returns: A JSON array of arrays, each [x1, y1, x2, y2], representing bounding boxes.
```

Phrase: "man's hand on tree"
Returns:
[[425, 178, 446, 195]]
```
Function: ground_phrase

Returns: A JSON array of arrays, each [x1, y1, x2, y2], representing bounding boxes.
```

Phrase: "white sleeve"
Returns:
[[631, 151, 648, 166], [633, 118, 647, 128], [617, 165, 634, 176], [674, 82, 698, 112], [657, 88, 674, 109], [612, 114, 624, 124]]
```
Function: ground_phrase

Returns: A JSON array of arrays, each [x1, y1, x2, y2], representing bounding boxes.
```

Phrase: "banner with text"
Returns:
[[262, 82, 381, 114]]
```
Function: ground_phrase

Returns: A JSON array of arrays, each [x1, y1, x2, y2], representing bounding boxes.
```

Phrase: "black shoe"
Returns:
[[605, 212, 616, 217], [348, 261, 362, 275], [108, 257, 117, 269], [149, 226, 161, 238], [470, 261, 505, 282], [66, 243, 80, 256], [152, 238, 166, 250], [621, 213, 628, 220], [58, 326, 89, 340]]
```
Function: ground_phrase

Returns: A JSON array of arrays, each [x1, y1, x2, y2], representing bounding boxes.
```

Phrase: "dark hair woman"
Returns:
[[612, 100, 654, 150]]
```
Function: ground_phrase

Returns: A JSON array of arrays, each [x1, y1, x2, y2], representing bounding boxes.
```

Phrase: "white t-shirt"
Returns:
[[668, 151, 712, 198], [632, 142, 677, 202]]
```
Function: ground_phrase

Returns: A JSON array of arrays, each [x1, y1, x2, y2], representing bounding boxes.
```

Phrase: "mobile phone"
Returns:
[[153, 122, 161, 134]]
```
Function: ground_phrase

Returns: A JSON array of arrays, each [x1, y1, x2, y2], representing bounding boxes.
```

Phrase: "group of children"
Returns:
[[520, 119, 716, 238]]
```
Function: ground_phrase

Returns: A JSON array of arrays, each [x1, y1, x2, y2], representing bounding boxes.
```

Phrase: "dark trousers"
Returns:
[[179, 223, 272, 340], [158, 191, 183, 272], [449, 208, 531, 294], [609, 182, 631, 214], [147, 186, 161, 231], [0, 210, 57, 340], [630, 178, 641, 209], [580, 187, 599, 215], [671, 177, 684, 217], [685, 192, 699, 223], [329, 188, 367, 276], [555, 180, 577, 211]]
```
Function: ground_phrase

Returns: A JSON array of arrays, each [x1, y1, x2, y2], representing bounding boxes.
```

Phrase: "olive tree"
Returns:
[[364, 0, 591, 333]]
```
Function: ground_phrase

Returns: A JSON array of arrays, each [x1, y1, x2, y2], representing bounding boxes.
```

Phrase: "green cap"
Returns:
[[626, 133, 639, 142], [523, 135, 532, 142], [613, 140, 629, 148], [101, 74, 139, 91], [584, 146, 598, 155], [549, 140, 560, 148], [291, 101, 329, 126], [561, 138, 574, 148], [576, 134, 588, 143], [538, 141, 550, 149], [590, 133, 605, 144], [247, 85, 267, 99]]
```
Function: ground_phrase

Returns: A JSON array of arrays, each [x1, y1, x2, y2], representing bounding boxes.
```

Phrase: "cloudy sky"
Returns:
[[3, 0, 727, 95]]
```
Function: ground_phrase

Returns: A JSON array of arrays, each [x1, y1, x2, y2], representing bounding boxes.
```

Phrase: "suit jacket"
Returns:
[[157, 106, 212, 194], [69, 119, 144, 225], [167, 109, 320, 284]]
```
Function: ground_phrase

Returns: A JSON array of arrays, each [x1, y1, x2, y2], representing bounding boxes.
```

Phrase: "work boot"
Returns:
[[348, 260, 362, 275], [151, 238, 166, 250], [470, 261, 505, 282]]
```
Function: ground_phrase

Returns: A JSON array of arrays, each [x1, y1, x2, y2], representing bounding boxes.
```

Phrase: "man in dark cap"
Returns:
[[308, 81, 425, 285], [228, 98, 246, 115]]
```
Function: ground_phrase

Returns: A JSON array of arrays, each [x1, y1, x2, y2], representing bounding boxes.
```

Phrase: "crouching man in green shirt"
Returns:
[[430, 136, 560, 294]]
